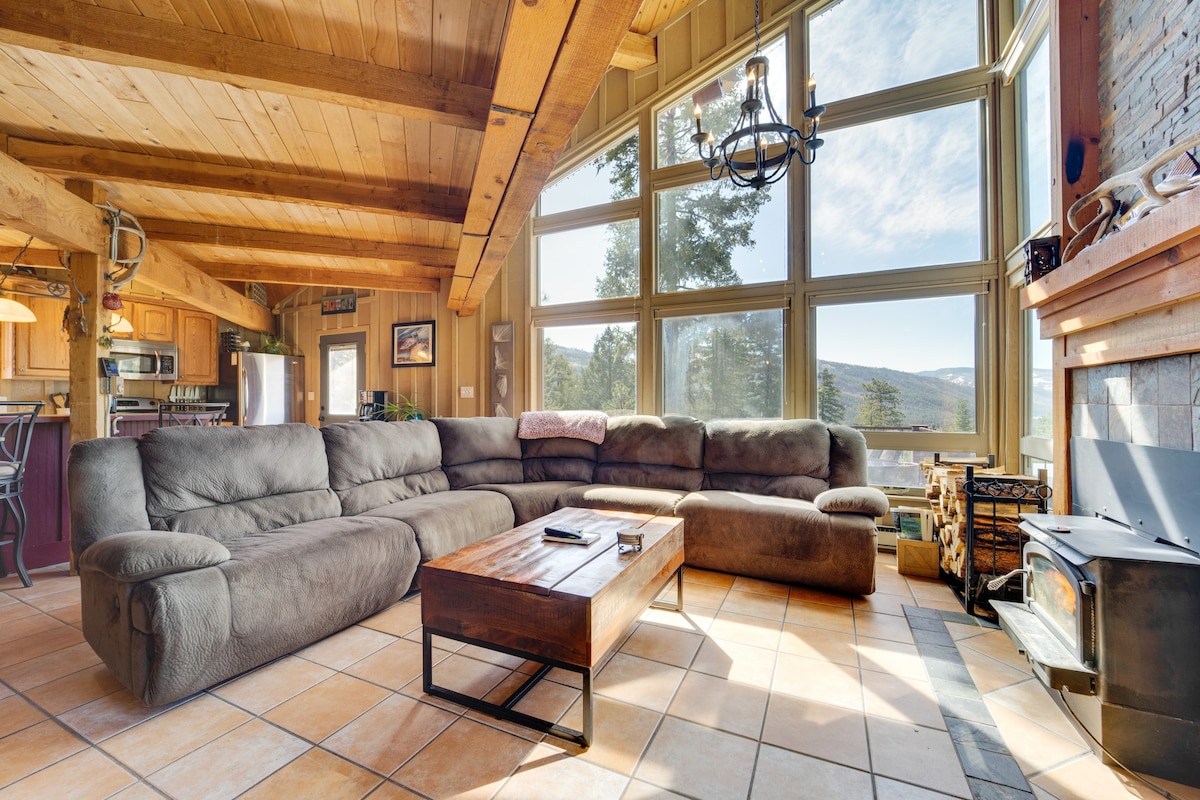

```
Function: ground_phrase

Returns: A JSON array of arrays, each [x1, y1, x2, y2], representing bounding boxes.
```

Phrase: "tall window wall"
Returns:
[[531, 0, 1010, 487]]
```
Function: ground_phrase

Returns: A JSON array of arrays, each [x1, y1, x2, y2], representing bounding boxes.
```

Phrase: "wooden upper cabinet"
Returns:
[[13, 295, 70, 379], [135, 302, 175, 342], [176, 309, 218, 385]]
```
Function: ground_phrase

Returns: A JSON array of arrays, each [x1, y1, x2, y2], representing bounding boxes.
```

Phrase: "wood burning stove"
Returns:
[[993, 438, 1200, 787]]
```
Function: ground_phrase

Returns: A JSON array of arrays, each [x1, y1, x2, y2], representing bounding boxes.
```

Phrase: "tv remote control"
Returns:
[[544, 525, 583, 539]]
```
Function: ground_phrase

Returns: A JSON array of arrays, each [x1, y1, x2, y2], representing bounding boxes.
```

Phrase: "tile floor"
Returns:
[[2, 555, 1198, 800]]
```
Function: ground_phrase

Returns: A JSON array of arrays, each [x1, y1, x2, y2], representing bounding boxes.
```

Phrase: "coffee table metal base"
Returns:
[[421, 566, 683, 748]]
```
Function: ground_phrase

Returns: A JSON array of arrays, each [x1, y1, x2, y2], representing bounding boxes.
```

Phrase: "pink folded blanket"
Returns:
[[517, 410, 607, 444]]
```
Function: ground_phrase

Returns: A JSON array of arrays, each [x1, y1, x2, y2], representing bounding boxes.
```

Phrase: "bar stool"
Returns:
[[0, 401, 44, 588], [157, 402, 229, 427]]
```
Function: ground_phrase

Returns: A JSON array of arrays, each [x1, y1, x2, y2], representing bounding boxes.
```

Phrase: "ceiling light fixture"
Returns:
[[0, 297, 37, 323], [692, 0, 824, 190]]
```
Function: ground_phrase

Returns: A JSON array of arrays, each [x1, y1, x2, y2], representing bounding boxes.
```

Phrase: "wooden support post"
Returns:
[[64, 180, 110, 445], [1050, 0, 1101, 251]]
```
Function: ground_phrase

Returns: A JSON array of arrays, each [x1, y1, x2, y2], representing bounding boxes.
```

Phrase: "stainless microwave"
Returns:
[[109, 340, 178, 381]]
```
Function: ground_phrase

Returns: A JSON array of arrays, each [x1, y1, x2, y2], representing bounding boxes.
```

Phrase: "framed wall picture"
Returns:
[[392, 320, 436, 367], [320, 293, 357, 315]]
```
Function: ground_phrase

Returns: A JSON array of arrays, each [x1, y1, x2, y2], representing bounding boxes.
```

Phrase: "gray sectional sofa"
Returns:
[[68, 415, 888, 705]]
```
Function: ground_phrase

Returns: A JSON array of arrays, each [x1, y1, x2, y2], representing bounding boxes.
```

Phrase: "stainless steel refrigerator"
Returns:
[[212, 352, 306, 425]]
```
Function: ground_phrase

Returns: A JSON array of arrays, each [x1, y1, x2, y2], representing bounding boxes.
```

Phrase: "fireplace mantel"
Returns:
[[1019, 189, 1200, 367]]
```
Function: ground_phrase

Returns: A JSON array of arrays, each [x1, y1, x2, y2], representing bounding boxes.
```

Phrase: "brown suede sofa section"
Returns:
[[434, 415, 889, 596]]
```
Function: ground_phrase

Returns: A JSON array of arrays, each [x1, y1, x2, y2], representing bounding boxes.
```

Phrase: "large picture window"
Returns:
[[538, 220, 639, 305], [541, 322, 638, 415]]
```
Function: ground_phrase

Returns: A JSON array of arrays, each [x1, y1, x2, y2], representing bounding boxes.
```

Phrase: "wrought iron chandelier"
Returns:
[[691, 0, 824, 190]]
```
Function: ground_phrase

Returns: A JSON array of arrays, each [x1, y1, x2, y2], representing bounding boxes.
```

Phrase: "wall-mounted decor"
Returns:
[[491, 321, 514, 417], [320, 293, 357, 315], [392, 320, 435, 367]]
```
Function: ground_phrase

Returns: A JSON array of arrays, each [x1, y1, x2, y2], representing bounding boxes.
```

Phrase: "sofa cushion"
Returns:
[[433, 417, 523, 488], [363, 489, 515, 563], [522, 437, 597, 482], [814, 486, 890, 517], [556, 484, 687, 517], [140, 424, 340, 538], [828, 425, 870, 488], [703, 419, 833, 500], [675, 490, 877, 594], [593, 415, 705, 491], [324, 420, 450, 515], [81, 531, 230, 582], [470, 481, 584, 525], [68, 436, 152, 561]]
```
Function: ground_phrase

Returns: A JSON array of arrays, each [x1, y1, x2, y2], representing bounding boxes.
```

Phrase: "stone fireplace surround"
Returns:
[[1070, 353, 1200, 452]]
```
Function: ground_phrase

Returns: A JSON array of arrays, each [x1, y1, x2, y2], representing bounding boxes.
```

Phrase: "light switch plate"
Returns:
[[460, 386, 474, 398]]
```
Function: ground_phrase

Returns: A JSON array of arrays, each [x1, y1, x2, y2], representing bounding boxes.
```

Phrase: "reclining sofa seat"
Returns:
[[68, 424, 422, 706]]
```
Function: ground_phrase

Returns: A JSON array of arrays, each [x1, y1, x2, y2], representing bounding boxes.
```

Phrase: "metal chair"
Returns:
[[0, 401, 44, 588], [157, 402, 229, 427]]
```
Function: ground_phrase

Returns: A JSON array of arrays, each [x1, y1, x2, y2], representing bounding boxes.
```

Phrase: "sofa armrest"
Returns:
[[814, 487, 890, 517], [80, 531, 231, 583]]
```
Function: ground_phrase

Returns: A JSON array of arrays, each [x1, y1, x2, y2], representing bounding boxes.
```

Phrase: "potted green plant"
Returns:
[[384, 393, 425, 421], [261, 333, 289, 355]]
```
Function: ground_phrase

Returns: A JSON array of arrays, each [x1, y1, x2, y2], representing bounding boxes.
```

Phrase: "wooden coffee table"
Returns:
[[420, 506, 684, 747]]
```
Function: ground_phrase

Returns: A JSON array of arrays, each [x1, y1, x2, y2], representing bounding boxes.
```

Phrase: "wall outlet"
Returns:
[[460, 386, 474, 398], [307, 391, 315, 401]]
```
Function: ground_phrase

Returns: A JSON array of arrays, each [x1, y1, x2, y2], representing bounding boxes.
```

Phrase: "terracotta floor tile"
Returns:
[[295, 625, 396, 671], [0, 744, 136, 800], [0, 719, 88, 787], [682, 567, 736, 589], [210, 655, 336, 715], [985, 701, 1090, 776], [959, 629, 1035, 672], [107, 785, 170, 800], [667, 669, 768, 738], [457, 642, 530, 670], [58, 690, 177, 743], [50, 604, 84, 628], [556, 694, 662, 776], [751, 743, 874, 800], [916, 598, 968, 614], [760, 693, 870, 771], [875, 576, 916, 598], [238, 747, 383, 800], [686, 638, 776, 689], [708, 609, 783, 650], [1031, 755, 1151, 800], [0, 623, 86, 668], [0, 641, 102, 690], [23, 664, 123, 715], [146, 719, 308, 800], [945, 621, 992, 641], [959, 643, 1033, 694], [622, 780, 691, 799], [322, 694, 457, 775], [784, 599, 855, 633], [392, 717, 538, 799], [788, 585, 854, 609], [908, 578, 958, 602], [0, 601, 38, 623], [345, 637, 449, 691], [25, 586, 81, 612], [365, 781, 424, 799], [495, 742, 629, 799], [637, 604, 711, 634], [866, 716, 971, 798], [779, 621, 858, 667], [357, 602, 423, 637], [0, 682, 11, 700], [634, 716, 758, 800], [595, 652, 686, 713], [875, 776, 970, 799], [680, 582, 730, 609], [853, 592, 911, 617], [861, 670, 946, 730], [856, 610, 917, 644], [721, 589, 788, 621], [772, 652, 864, 712], [265, 673, 389, 743], [0, 694, 46, 737], [619, 621, 703, 668], [856, 636, 929, 681], [985, 679, 1087, 744], [0, 612, 64, 646], [730, 575, 789, 598], [0, 571, 78, 600], [467, 670, 580, 741], [419, 651, 513, 701], [100, 694, 253, 776]]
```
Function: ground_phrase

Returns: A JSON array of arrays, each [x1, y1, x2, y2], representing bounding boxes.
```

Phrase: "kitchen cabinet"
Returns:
[[176, 308, 218, 385], [12, 295, 70, 379], [134, 302, 175, 342]]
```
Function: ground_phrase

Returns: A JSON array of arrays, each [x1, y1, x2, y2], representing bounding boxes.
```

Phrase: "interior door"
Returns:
[[319, 331, 366, 425]]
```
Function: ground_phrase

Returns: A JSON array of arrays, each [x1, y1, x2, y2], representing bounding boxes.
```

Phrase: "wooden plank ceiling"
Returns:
[[0, 0, 663, 318]]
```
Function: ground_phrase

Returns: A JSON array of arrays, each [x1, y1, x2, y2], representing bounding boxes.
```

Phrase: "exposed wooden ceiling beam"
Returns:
[[454, 0, 646, 313], [6, 139, 468, 225], [138, 219, 457, 268], [199, 263, 441, 294], [0, 146, 106, 254], [610, 31, 656, 71], [0, 0, 490, 131], [136, 244, 274, 331], [0, 246, 62, 268]]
